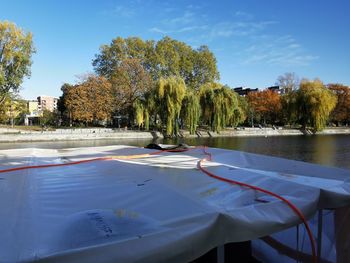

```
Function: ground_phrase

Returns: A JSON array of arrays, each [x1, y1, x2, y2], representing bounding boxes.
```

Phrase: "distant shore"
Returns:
[[0, 127, 349, 143]]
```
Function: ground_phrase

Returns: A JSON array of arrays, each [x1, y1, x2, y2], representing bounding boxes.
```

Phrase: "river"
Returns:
[[0, 134, 349, 169]]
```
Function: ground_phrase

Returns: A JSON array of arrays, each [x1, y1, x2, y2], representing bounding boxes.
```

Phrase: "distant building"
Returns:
[[37, 95, 58, 112], [27, 100, 39, 115], [233, 87, 258, 96], [267, 85, 283, 94], [24, 96, 58, 126]]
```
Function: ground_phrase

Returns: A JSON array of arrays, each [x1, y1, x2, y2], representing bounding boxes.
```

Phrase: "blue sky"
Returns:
[[1, 0, 349, 99]]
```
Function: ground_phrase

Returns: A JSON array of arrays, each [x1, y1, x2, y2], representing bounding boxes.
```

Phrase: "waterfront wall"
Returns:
[[0, 127, 349, 142]]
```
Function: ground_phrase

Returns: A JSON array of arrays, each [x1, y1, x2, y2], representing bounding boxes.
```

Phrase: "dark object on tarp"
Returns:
[[145, 143, 190, 151]]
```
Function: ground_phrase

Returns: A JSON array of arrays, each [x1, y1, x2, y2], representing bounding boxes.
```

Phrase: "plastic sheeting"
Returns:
[[0, 145, 350, 262]]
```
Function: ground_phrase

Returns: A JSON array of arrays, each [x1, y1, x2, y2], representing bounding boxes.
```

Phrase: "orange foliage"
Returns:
[[328, 84, 350, 124], [247, 90, 281, 123], [65, 75, 113, 124]]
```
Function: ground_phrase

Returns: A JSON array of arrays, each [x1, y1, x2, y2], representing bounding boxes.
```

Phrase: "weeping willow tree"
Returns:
[[143, 89, 158, 130], [199, 83, 220, 127], [158, 76, 186, 136], [181, 90, 201, 134], [297, 79, 337, 132], [133, 99, 144, 129], [231, 94, 248, 127], [199, 83, 239, 132], [212, 87, 238, 132]]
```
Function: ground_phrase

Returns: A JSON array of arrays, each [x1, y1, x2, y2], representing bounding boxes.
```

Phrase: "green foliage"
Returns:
[[0, 94, 27, 124], [158, 76, 186, 136], [40, 109, 58, 126], [232, 94, 248, 126], [181, 90, 200, 134], [110, 58, 152, 116], [281, 92, 298, 125], [199, 83, 239, 132], [297, 79, 337, 131], [133, 99, 144, 128], [58, 83, 74, 125], [93, 36, 219, 89], [0, 21, 35, 105]]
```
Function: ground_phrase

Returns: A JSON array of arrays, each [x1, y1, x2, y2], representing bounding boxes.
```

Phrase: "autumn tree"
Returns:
[[0, 21, 35, 105], [296, 79, 337, 131], [328, 84, 350, 126], [64, 75, 113, 126], [247, 89, 282, 125], [276, 72, 299, 94], [157, 76, 186, 136]]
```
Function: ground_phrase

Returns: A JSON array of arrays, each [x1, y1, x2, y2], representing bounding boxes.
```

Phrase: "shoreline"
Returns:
[[0, 127, 349, 143]]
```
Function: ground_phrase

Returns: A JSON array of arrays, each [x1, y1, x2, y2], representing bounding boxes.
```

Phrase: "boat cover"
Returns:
[[0, 145, 350, 262]]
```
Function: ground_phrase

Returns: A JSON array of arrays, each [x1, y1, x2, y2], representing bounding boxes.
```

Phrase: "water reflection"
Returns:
[[0, 135, 349, 169]]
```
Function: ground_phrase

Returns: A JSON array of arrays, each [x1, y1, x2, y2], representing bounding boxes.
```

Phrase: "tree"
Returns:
[[93, 37, 156, 79], [280, 91, 298, 126], [110, 58, 152, 117], [276, 72, 299, 94], [133, 99, 144, 129], [0, 94, 27, 125], [190, 46, 220, 90], [64, 75, 113, 126], [199, 83, 239, 132], [328, 84, 350, 126], [247, 89, 281, 125], [296, 79, 337, 131], [40, 109, 59, 127], [0, 21, 35, 105], [93, 36, 219, 89], [232, 94, 248, 127], [181, 89, 201, 134], [157, 76, 186, 136], [57, 83, 74, 125]]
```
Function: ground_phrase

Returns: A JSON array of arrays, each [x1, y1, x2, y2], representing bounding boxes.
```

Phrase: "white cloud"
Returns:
[[241, 35, 318, 66], [149, 25, 207, 35]]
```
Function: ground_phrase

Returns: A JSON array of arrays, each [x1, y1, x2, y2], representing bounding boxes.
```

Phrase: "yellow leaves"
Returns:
[[157, 76, 186, 136], [298, 79, 337, 131]]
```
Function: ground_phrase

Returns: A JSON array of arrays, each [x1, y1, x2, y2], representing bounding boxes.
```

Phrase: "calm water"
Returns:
[[0, 134, 349, 169]]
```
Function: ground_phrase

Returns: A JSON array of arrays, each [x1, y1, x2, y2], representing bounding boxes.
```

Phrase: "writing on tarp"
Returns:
[[87, 212, 113, 237]]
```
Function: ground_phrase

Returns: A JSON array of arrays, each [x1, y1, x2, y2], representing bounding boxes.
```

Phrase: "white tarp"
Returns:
[[0, 145, 349, 262]]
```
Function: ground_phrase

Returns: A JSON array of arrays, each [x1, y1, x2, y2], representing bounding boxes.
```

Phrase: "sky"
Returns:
[[1, 0, 349, 100]]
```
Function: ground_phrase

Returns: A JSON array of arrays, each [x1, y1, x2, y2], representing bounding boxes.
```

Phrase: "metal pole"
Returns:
[[217, 245, 225, 263], [317, 209, 323, 263]]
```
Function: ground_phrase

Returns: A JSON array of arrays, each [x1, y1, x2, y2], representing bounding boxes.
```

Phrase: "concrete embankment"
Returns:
[[0, 127, 349, 142]]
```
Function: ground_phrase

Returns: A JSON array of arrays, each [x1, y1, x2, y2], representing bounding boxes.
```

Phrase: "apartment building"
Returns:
[[37, 95, 58, 112]]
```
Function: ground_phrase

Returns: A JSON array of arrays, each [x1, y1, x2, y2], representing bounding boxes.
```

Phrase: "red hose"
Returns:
[[197, 146, 317, 263]]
